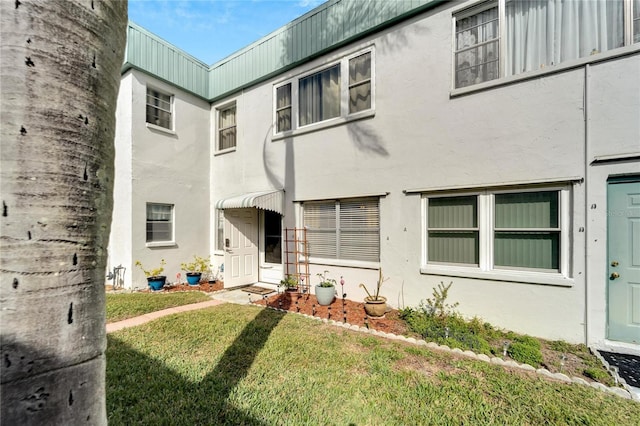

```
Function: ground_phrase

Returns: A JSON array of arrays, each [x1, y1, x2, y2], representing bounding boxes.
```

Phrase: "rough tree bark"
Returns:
[[1, 1, 127, 424]]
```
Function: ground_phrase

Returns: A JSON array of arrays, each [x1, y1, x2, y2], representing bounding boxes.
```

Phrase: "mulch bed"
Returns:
[[252, 292, 410, 336], [135, 281, 225, 293]]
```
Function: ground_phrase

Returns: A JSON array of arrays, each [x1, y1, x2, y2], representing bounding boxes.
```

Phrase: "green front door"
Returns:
[[607, 178, 640, 343]]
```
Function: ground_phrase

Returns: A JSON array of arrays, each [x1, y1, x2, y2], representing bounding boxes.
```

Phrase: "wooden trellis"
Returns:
[[283, 228, 310, 295]]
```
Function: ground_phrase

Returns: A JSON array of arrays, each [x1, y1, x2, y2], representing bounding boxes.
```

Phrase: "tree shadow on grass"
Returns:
[[106, 307, 286, 425]]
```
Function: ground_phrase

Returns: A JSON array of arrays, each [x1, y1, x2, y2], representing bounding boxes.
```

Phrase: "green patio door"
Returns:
[[607, 178, 640, 343]]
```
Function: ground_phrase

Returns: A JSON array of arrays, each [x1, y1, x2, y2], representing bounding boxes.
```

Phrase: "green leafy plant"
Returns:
[[135, 259, 166, 278], [507, 336, 543, 367], [316, 270, 336, 288], [424, 281, 459, 318], [583, 366, 612, 382], [280, 275, 299, 290], [359, 268, 389, 300], [180, 255, 212, 274]]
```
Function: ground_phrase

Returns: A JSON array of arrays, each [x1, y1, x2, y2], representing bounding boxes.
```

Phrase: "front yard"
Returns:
[[106, 303, 640, 425]]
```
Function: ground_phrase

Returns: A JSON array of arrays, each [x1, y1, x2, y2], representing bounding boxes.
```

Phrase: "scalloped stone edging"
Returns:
[[267, 306, 638, 402]]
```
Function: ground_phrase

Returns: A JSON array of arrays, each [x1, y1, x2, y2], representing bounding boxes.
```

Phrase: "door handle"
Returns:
[[610, 272, 620, 280]]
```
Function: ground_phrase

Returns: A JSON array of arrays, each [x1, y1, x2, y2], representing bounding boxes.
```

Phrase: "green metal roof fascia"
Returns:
[[120, 64, 210, 102], [122, 22, 209, 98], [207, 0, 448, 103]]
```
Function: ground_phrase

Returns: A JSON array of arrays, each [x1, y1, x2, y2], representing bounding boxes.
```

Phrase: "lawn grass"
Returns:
[[106, 292, 212, 322], [106, 304, 640, 425]]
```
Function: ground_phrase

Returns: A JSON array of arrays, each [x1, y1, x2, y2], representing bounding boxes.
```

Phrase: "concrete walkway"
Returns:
[[106, 299, 226, 334]]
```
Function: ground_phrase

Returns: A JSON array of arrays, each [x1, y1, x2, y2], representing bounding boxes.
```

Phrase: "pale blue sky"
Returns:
[[128, 0, 325, 65]]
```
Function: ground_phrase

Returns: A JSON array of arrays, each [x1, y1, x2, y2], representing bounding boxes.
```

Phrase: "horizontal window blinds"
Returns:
[[304, 198, 379, 262]]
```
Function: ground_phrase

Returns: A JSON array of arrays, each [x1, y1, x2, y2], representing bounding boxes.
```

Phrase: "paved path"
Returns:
[[106, 299, 226, 333]]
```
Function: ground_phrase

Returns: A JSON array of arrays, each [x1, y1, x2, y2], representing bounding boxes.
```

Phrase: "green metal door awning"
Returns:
[[215, 190, 284, 214]]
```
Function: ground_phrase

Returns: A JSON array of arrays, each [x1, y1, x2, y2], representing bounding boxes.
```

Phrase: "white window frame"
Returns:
[[145, 86, 174, 131], [215, 209, 225, 252], [215, 102, 237, 154], [275, 83, 292, 133], [145, 203, 175, 247], [452, 0, 640, 91], [422, 186, 572, 286], [301, 197, 380, 268], [273, 46, 375, 138]]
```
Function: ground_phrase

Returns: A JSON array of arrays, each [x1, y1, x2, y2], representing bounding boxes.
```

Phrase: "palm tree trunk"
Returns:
[[0, 1, 127, 424]]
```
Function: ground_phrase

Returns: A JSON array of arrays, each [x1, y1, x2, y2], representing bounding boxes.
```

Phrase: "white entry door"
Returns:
[[224, 208, 258, 287]]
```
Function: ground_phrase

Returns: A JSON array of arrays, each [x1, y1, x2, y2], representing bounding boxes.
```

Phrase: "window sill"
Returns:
[[272, 109, 375, 141], [214, 147, 236, 156], [450, 44, 640, 98], [145, 122, 176, 135], [307, 257, 379, 270], [146, 241, 177, 248], [420, 266, 573, 287]]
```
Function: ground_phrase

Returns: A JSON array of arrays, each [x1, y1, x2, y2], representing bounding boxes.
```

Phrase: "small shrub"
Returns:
[[507, 336, 543, 367], [424, 281, 459, 318], [583, 367, 611, 382]]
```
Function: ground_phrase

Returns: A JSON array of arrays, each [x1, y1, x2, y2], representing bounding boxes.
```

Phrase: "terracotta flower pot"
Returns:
[[284, 288, 299, 302], [364, 296, 387, 317]]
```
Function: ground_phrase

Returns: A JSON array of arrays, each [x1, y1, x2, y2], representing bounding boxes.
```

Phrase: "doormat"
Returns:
[[243, 285, 275, 295], [598, 350, 640, 389]]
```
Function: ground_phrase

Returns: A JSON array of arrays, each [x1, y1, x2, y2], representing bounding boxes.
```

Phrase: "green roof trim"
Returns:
[[122, 0, 446, 102]]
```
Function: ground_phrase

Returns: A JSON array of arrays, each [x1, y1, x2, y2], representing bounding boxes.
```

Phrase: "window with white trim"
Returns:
[[299, 64, 340, 126], [425, 188, 568, 274], [274, 48, 374, 134], [349, 52, 372, 113], [146, 203, 174, 243], [217, 103, 236, 151], [276, 83, 292, 132], [146, 87, 172, 129], [303, 197, 380, 262], [455, 0, 639, 89], [216, 209, 224, 250]]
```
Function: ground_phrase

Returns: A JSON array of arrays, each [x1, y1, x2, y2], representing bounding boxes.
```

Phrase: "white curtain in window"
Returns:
[[299, 65, 340, 126], [505, 0, 624, 76], [349, 53, 372, 113], [634, 0, 640, 43], [276, 84, 292, 132], [455, 6, 500, 88]]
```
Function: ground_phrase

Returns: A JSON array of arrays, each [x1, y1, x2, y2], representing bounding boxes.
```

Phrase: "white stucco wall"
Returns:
[[107, 72, 133, 287], [209, 4, 639, 343], [122, 71, 212, 289], [584, 54, 640, 348]]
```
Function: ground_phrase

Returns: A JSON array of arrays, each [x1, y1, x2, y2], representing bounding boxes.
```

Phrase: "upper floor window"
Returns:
[[146, 203, 174, 244], [455, 0, 639, 89], [146, 88, 172, 129], [634, 0, 640, 42], [299, 64, 341, 126], [274, 48, 374, 134], [276, 84, 292, 132], [349, 52, 372, 114], [217, 103, 236, 151], [303, 197, 380, 263]]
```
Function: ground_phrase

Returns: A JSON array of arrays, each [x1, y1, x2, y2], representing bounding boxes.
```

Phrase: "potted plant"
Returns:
[[280, 275, 299, 301], [315, 270, 336, 306], [359, 269, 389, 317], [180, 255, 212, 285], [135, 259, 167, 291]]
